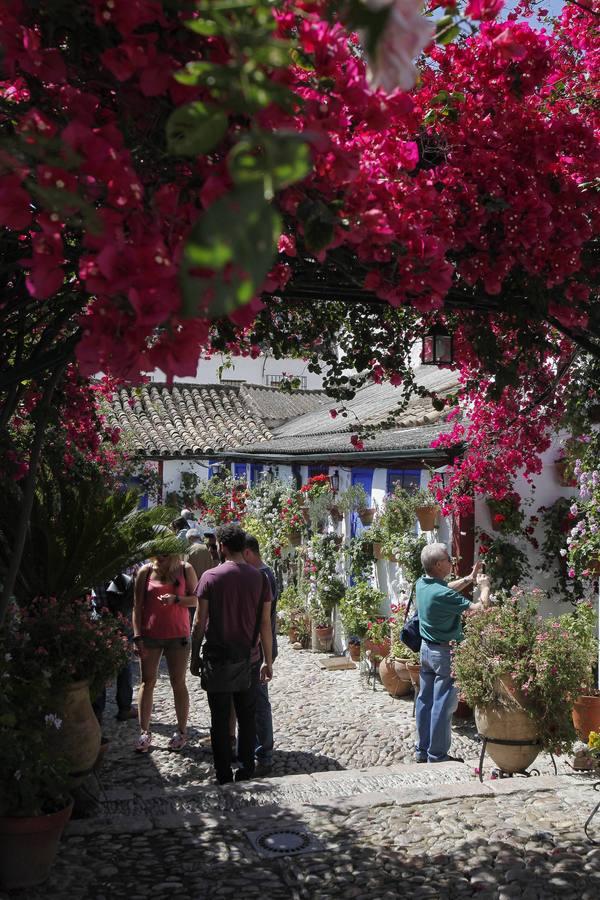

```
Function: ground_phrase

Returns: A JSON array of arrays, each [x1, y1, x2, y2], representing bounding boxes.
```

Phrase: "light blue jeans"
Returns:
[[255, 680, 273, 765], [415, 641, 458, 762]]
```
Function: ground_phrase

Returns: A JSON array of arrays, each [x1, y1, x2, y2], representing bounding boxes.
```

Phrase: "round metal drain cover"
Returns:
[[257, 828, 311, 854]]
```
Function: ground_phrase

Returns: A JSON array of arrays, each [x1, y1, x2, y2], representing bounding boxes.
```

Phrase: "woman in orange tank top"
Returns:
[[132, 554, 198, 753]]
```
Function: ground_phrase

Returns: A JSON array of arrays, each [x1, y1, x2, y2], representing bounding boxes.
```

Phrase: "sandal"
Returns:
[[168, 731, 187, 752], [134, 731, 152, 753]]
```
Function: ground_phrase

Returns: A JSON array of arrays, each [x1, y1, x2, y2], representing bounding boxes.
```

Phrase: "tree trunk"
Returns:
[[0, 363, 65, 626]]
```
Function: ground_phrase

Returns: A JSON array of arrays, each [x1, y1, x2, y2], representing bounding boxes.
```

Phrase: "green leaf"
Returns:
[[184, 18, 219, 36], [436, 17, 460, 46], [166, 102, 228, 156], [228, 132, 311, 191], [180, 183, 281, 319]]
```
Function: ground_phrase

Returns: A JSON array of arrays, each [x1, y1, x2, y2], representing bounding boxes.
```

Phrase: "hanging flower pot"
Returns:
[[373, 542, 383, 560], [0, 801, 73, 890], [415, 506, 439, 531], [554, 459, 577, 487], [301, 506, 311, 525], [288, 530, 302, 547], [328, 505, 343, 523], [358, 507, 375, 526]]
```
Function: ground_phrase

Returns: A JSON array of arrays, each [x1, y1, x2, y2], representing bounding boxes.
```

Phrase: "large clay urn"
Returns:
[[572, 694, 600, 741], [475, 677, 539, 773], [51, 681, 102, 784], [379, 657, 412, 697]]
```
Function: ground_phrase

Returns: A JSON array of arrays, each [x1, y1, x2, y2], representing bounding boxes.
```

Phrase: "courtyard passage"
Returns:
[[6, 643, 600, 900]]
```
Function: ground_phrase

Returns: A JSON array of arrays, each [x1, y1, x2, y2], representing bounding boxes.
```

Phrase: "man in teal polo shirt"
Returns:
[[415, 543, 490, 763]]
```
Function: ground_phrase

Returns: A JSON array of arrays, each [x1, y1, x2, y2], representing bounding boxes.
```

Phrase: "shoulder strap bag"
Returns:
[[400, 583, 422, 653]]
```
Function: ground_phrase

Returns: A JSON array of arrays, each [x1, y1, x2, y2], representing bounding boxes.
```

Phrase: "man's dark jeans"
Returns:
[[207, 661, 260, 784], [92, 661, 133, 722]]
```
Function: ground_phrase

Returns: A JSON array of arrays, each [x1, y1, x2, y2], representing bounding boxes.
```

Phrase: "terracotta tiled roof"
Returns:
[[106, 383, 327, 459]]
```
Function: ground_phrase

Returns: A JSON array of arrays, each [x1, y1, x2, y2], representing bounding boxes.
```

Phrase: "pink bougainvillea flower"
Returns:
[[465, 0, 505, 21], [360, 0, 435, 93]]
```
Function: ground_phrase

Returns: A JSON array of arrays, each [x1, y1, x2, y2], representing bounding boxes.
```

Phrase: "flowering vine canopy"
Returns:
[[0, 0, 599, 518]]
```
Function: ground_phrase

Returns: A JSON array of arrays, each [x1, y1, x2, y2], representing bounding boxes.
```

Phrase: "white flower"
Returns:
[[360, 0, 435, 93], [4, 653, 11, 662], [44, 713, 63, 730], [14, 770, 21, 781]]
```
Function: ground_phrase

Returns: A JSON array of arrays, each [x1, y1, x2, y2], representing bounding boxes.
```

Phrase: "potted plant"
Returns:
[[411, 488, 440, 532], [299, 474, 334, 532], [339, 580, 385, 651], [454, 589, 592, 773], [0, 633, 73, 890], [364, 616, 394, 662], [312, 575, 346, 649], [384, 533, 427, 583], [379, 630, 417, 697], [478, 533, 530, 593], [567, 450, 600, 580], [347, 635, 362, 662], [369, 523, 385, 560], [345, 533, 376, 580], [485, 492, 525, 535], [562, 600, 600, 741], [338, 483, 369, 522]]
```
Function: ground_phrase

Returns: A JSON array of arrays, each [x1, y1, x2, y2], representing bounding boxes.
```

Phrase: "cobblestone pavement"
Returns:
[[5, 642, 600, 900]]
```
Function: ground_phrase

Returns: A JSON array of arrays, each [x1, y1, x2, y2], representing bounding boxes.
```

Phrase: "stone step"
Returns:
[[66, 761, 581, 836]]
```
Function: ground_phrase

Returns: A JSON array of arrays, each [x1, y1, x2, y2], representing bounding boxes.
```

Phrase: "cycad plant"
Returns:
[[2, 470, 182, 606]]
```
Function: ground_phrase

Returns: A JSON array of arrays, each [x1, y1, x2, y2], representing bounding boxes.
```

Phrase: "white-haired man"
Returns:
[[415, 543, 490, 764]]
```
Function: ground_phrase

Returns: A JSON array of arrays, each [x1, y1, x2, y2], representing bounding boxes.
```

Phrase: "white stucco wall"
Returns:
[[148, 353, 325, 390], [472, 434, 580, 617]]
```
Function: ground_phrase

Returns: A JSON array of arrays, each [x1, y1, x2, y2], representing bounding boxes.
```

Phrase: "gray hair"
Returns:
[[421, 542, 450, 576]]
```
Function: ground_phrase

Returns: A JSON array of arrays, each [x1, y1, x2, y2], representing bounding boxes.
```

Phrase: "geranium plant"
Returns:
[[478, 532, 530, 594], [486, 492, 525, 535], [365, 616, 395, 646], [339, 581, 386, 639], [0, 636, 71, 816], [454, 589, 592, 754]]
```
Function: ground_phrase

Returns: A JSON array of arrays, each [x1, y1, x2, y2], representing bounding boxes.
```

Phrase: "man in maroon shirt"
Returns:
[[191, 524, 273, 784]]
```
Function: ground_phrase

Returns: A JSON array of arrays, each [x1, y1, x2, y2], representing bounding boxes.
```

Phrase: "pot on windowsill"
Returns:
[[0, 801, 73, 890]]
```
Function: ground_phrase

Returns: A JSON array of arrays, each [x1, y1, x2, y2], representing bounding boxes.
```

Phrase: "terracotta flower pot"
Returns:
[[406, 662, 421, 691], [288, 530, 302, 547], [358, 507, 375, 526], [572, 694, 600, 741], [315, 625, 334, 652], [554, 459, 577, 487], [50, 680, 101, 785], [379, 657, 412, 697], [328, 505, 343, 523], [364, 638, 391, 661], [0, 801, 73, 890], [373, 542, 383, 560], [415, 506, 439, 532], [301, 506, 311, 525], [348, 642, 361, 662]]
